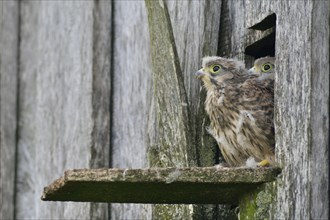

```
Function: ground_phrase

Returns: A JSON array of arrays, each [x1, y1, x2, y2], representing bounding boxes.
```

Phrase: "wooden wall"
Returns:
[[111, 1, 151, 219], [275, 1, 329, 219], [15, 1, 111, 219], [0, 1, 19, 219], [0, 0, 328, 219]]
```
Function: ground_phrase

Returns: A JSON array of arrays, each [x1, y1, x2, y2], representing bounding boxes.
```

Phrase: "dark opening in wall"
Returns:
[[249, 13, 276, 31], [245, 14, 276, 59]]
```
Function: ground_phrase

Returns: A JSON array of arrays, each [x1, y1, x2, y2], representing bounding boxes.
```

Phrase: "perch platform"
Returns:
[[41, 167, 280, 204]]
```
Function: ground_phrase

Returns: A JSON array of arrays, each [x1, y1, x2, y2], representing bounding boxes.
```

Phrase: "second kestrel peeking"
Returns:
[[249, 56, 275, 80]]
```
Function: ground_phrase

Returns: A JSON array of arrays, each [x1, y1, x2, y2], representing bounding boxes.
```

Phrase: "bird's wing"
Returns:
[[240, 78, 274, 110], [240, 78, 275, 146]]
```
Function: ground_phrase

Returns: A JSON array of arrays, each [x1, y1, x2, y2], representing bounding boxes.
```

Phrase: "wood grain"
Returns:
[[0, 1, 19, 219], [16, 1, 111, 219], [111, 1, 152, 219], [275, 1, 329, 219], [309, 1, 329, 218], [90, 1, 112, 218], [16, 1, 39, 218], [145, 0, 192, 218], [41, 167, 281, 204]]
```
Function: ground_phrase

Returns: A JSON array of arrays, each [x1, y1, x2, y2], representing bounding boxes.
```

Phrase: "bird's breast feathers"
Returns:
[[205, 84, 274, 166]]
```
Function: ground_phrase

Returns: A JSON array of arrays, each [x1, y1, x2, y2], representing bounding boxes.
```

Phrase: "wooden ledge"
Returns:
[[41, 167, 280, 204]]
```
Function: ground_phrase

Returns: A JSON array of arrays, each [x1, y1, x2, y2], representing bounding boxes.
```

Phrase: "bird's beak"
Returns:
[[248, 67, 255, 74], [195, 69, 205, 79]]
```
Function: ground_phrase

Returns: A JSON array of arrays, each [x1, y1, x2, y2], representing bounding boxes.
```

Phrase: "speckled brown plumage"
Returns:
[[195, 56, 274, 167]]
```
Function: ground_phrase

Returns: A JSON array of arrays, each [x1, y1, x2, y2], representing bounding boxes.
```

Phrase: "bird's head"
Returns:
[[195, 56, 247, 90], [248, 56, 275, 80]]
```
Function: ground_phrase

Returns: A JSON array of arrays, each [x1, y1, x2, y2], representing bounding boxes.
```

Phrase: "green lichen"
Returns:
[[145, 0, 193, 217], [153, 204, 193, 220], [239, 182, 277, 220]]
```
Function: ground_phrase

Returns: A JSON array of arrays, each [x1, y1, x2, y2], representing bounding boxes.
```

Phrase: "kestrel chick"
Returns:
[[195, 56, 274, 167], [248, 56, 275, 80]]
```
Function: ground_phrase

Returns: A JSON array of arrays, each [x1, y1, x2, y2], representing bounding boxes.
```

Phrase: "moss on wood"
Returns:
[[145, 0, 193, 217], [144, 0, 191, 167], [239, 182, 277, 220], [42, 167, 280, 204]]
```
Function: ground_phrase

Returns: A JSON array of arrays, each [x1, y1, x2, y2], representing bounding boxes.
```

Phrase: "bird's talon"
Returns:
[[257, 159, 270, 167]]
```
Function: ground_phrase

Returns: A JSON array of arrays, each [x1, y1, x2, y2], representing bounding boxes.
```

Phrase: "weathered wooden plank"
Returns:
[[111, 1, 152, 219], [146, 0, 191, 168], [91, 0, 111, 170], [16, 1, 39, 218], [275, 3, 314, 218], [0, 1, 19, 219], [309, 1, 329, 218], [90, 1, 112, 218], [145, 0, 193, 218], [42, 167, 281, 204], [245, 0, 275, 29], [111, 0, 151, 185], [274, 1, 329, 219], [17, 1, 111, 219], [219, 0, 246, 60]]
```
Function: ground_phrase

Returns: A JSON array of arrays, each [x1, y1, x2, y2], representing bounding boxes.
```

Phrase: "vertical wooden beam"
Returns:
[[309, 1, 329, 218], [90, 1, 112, 218], [16, 1, 111, 219], [15, 1, 38, 218], [111, 1, 152, 219], [218, 0, 246, 60], [0, 1, 19, 219], [275, 1, 329, 219], [90, 0, 111, 170], [145, 0, 190, 171], [145, 0, 193, 218]]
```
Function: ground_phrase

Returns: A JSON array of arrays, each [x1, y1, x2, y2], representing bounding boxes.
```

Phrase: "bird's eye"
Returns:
[[210, 65, 221, 74], [261, 63, 272, 72]]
